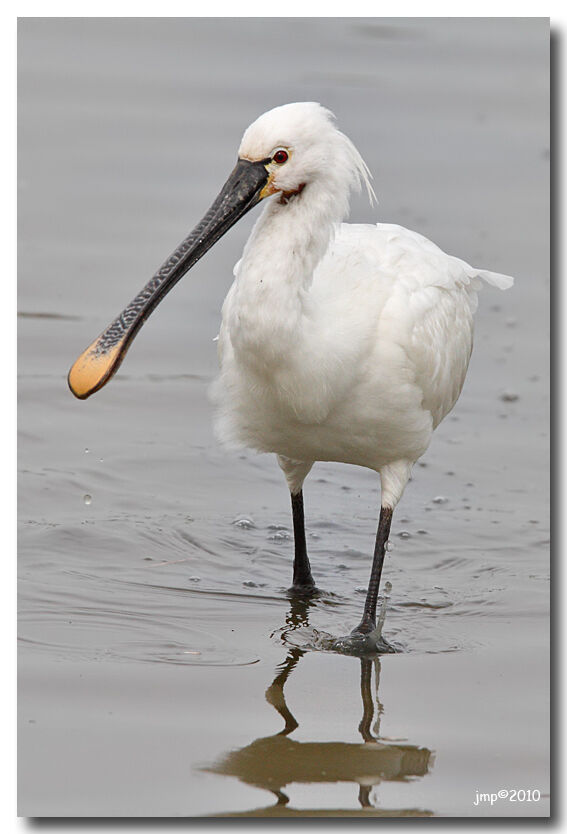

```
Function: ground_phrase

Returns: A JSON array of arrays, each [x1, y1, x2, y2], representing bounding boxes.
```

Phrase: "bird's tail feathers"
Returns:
[[476, 269, 514, 290]]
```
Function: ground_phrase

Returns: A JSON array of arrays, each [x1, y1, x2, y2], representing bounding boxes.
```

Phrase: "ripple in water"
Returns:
[[278, 582, 398, 656]]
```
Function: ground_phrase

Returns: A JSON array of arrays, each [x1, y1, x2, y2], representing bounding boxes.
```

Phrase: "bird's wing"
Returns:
[[371, 223, 514, 293], [322, 223, 513, 427], [371, 224, 513, 426], [404, 281, 475, 426]]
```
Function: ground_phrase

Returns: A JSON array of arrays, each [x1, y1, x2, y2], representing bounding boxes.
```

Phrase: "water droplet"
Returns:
[[83, 494, 92, 505], [432, 496, 448, 504], [375, 581, 392, 638], [84, 448, 90, 454], [500, 390, 519, 402], [243, 580, 257, 588], [385, 541, 393, 551], [417, 529, 428, 535], [188, 576, 200, 583], [397, 531, 411, 538]]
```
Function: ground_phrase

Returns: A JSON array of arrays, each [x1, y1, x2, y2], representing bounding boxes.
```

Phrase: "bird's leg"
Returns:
[[330, 504, 395, 655], [352, 505, 393, 635], [287, 490, 318, 594]]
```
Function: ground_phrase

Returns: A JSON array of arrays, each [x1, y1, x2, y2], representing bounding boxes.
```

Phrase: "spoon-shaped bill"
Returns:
[[68, 157, 270, 400]]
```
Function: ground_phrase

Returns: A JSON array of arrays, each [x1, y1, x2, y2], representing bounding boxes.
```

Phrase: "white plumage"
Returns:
[[213, 103, 512, 509]]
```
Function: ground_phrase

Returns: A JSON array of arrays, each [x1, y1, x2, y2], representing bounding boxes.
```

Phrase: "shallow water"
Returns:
[[18, 18, 549, 817]]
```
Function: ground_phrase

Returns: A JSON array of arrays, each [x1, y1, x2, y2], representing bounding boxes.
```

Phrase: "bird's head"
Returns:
[[238, 102, 375, 210], [68, 102, 374, 400]]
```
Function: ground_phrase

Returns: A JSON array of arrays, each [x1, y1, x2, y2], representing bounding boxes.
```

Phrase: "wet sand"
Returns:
[[18, 18, 549, 816]]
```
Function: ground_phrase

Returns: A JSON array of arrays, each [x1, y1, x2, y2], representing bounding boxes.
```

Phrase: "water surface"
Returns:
[[18, 17, 549, 817]]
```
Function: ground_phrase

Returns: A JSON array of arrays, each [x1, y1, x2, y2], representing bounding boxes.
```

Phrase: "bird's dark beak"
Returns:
[[68, 157, 270, 399]]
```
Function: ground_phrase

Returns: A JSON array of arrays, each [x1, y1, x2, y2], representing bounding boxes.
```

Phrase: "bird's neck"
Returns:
[[228, 185, 340, 368], [237, 182, 342, 298], [250, 185, 338, 278]]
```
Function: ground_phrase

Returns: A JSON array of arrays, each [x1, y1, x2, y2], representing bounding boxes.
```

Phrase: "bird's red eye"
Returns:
[[273, 149, 289, 164]]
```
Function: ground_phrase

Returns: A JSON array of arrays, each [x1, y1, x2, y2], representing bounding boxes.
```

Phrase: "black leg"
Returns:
[[288, 490, 317, 594], [352, 505, 393, 635]]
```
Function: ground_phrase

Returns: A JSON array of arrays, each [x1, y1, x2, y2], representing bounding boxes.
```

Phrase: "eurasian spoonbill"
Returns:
[[68, 102, 513, 653]]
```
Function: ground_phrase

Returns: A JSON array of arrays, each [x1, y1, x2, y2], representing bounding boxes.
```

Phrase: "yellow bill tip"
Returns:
[[68, 341, 122, 400]]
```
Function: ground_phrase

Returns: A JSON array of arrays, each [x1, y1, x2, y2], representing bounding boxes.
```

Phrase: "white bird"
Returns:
[[68, 102, 513, 653]]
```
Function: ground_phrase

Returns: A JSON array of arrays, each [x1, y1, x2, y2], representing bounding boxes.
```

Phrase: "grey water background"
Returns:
[[18, 18, 549, 817]]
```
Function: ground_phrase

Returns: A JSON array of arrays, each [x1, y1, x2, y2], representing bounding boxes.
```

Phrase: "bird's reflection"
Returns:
[[203, 597, 434, 816]]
